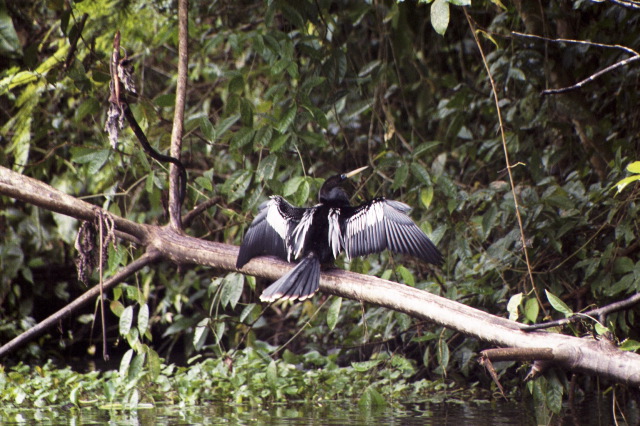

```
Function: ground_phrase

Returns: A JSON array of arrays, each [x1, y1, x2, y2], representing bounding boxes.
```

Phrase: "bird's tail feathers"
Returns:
[[260, 253, 320, 302]]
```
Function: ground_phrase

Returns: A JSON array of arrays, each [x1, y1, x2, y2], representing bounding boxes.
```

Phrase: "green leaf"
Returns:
[[230, 127, 255, 151], [0, 2, 22, 57], [137, 303, 149, 336], [358, 60, 381, 78], [110, 300, 124, 316], [626, 161, 640, 174], [154, 93, 175, 107], [228, 74, 244, 93], [545, 290, 573, 317], [128, 352, 146, 381], [396, 265, 415, 286], [420, 187, 434, 209], [431, 0, 450, 36], [615, 174, 640, 193], [239, 303, 257, 323], [292, 179, 310, 206], [254, 125, 273, 148], [256, 154, 277, 181], [436, 337, 450, 370], [70, 148, 110, 175], [269, 133, 289, 152], [195, 176, 213, 192], [266, 359, 278, 388], [220, 273, 244, 309], [283, 176, 304, 197], [506, 292, 522, 321], [74, 98, 100, 122], [358, 386, 387, 407], [277, 105, 297, 133], [214, 321, 226, 344], [200, 117, 216, 141], [524, 297, 540, 323], [392, 163, 408, 191], [119, 349, 133, 377], [193, 318, 209, 350], [351, 360, 382, 372], [482, 205, 498, 237], [327, 297, 342, 331], [221, 170, 252, 202], [545, 372, 564, 414], [410, 163, 432, 186], [215, 114, 241, 139], [119, 305, 134, 336], [620, 339, 640, 352]]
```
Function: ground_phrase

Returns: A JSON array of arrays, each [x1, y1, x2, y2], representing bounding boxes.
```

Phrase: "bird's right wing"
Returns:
[[236, 196, 305, 268]]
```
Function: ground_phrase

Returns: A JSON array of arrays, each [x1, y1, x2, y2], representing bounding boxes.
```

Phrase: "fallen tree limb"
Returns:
[[1, 165, 639, 386]]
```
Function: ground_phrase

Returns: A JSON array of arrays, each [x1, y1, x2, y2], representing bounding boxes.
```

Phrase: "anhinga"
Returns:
[[236, 166, 443, 302]]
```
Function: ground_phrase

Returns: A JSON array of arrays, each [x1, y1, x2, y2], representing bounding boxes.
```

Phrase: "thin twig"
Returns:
[[168, 0, 190, 230], [511, 31, 640, 95], [522, 293, 640, 331], [465, 12, 544, 313], [98, 212, 109, 361]]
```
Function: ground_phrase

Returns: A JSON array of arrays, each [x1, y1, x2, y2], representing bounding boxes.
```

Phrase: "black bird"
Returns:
[[236, 166, 443, 302]]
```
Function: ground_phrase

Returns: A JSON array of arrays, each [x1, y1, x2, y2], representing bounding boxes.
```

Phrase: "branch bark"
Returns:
[[168, 0, 189, 230], [1, 165, 639, 386]]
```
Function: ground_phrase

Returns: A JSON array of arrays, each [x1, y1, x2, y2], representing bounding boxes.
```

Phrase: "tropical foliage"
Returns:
[[1, 0, 639, 420]]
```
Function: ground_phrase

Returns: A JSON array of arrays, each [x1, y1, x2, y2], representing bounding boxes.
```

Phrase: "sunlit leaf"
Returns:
[[431, 0, 450, 35], [620, 339, 640, 351], [193, 318, 209, 350], [119, 306, 134, 336], [137, 304, 149, 336], [351, 360, 381, 372], [524, 298, 539, 323], [506, 293, 522, 321], [420, 187, 434, 209], [119, 349, 133, 377], [545, 290, 573, 317], [327, 297, 342, 331], [626, 161, 640, 174]]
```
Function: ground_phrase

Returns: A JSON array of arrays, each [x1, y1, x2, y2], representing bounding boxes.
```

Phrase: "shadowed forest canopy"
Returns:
[[1, 0, 640, 416]]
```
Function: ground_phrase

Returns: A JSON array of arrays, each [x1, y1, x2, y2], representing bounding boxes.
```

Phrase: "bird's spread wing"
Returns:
[[288, 206, 317, 260], [236, 196, 305, 268], [341, 198, 443, 265]]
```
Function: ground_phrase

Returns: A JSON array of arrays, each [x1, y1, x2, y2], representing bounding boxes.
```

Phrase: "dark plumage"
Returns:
[[236, 166, 443, 302]]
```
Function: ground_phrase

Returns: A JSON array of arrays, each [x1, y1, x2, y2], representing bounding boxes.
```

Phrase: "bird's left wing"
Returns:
[[236, 196, 305, 268], [341, 198, 443, 265]]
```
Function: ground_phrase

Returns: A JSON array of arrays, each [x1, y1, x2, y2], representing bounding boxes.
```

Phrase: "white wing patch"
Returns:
[[265, 196, 289, 241], [289, 208, 315, 260], [328, 208, 343, 259], [343, 200, 385, 259]]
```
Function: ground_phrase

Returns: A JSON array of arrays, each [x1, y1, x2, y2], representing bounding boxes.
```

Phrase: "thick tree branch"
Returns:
[[168, 0, 189, 230], [0, 167, 147, 243], [1, 165, 639, 386]]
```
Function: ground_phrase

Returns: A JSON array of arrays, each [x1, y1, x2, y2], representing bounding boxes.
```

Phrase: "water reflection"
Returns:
[[0, 398, 622, 425]]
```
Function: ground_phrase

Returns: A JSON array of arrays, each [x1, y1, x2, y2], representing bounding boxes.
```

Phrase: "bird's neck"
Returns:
[[319, 187, 350, 206]]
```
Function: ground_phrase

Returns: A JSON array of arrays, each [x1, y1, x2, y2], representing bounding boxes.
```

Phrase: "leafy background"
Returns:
[[1, 0, 639, 417]]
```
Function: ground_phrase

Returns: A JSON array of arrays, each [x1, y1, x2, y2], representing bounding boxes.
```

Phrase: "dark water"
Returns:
[[0, 399, 626, 425]]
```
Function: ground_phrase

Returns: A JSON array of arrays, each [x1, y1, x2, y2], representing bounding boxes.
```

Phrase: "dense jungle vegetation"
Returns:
[[1, 0, 639, 421]]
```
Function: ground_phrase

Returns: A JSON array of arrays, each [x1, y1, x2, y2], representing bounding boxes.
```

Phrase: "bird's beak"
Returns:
[[344, 166, 369, 179]]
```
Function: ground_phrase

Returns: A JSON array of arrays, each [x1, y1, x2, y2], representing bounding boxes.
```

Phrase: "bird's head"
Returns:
[[319, 166, 368, 204]]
